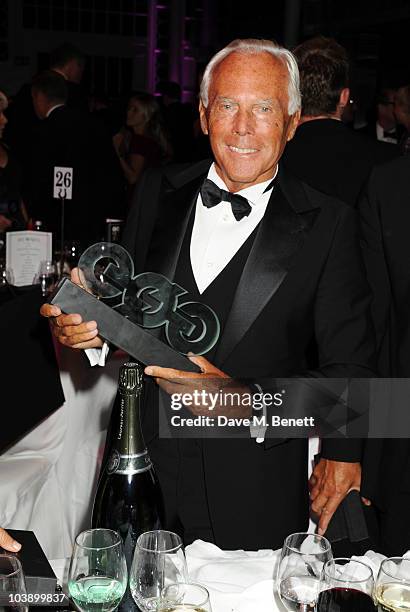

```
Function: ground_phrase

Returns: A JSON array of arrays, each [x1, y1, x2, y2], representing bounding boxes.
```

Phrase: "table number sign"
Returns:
[[53, 166, 73, 200]]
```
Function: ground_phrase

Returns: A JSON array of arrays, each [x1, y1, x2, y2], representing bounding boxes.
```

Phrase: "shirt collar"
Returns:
[[46, 103, 65, 118], [207, 163, 278, 207]]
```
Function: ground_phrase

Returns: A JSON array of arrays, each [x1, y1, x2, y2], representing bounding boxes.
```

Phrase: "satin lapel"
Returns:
[[145, 172, 207, 279], [215, 178, 320, 366]]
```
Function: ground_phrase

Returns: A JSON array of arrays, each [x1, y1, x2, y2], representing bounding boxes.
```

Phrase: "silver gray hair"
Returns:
[[200, 38, 301, 115]]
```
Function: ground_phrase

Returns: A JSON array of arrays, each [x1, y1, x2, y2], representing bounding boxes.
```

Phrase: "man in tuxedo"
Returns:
[[28, 70, 123, 243], [41, 39, 375, 550], [359, 87, 399, 145], [283, 37, 397, 207], [4, 43, 88, 170], [359, 157, 410, 554]]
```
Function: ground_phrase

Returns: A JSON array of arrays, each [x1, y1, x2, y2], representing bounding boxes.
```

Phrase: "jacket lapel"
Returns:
[[145, 162, 211, 279], [215, 168, 320, 366]]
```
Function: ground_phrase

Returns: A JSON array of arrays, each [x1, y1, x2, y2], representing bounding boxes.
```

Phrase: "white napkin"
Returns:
[[185, 540, 282, 612], [351, 549, 410, 578]]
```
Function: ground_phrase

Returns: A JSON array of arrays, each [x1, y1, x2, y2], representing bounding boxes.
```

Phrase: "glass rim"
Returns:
[[136, 530, 183, 554], [0, 554, 23, 579], [380, 557, 410, 582], [324, 557, 373, 584], [284, 532, 332, 555], [74, 528, 122, 550], [161, 582, 210, 607]]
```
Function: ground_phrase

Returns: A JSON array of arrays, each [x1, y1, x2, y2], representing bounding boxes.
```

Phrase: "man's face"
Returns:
[[199, 51, 299, 192]]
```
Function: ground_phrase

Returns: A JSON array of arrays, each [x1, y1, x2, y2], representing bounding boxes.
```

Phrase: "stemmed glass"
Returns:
[[160, 583, 212, 611], [130, 530, 188, 611], [0, 261, 14, 285], [33, 260, 58, 296], [67, 528, 127, 612], [375, 557, 410, 611], [276, 532, 332, 611], [317, 558, 376, 611], [0, 554, 28, 612]]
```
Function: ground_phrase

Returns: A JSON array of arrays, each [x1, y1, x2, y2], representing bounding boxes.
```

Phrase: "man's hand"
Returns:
[[39, 267, 104, 350], [0, 527, 21, 552], [309, 458, 370, 535], [145, 354, 251, 418]]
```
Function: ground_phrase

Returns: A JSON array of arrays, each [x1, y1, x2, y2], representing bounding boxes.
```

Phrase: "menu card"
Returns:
[[6, 230, 52, 287]]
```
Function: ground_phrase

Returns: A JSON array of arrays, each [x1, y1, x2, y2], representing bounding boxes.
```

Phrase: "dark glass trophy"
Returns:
[[48, 242, 220, 372]]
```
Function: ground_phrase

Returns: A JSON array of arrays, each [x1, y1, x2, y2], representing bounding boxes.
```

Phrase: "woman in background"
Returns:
[[113, 92, 171, 192]]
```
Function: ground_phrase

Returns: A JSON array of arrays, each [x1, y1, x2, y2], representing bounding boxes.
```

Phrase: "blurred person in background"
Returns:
[[0, 90, 28, 235], [283, 36, 397, 207], [4, 42, 88, 172], [394, 85, 410, 154], [157, 80, 196, 162], [28, 71, 123, 243], [113, 92, 171, 193]]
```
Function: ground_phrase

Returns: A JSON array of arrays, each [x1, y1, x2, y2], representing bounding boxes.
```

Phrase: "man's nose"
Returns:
[[0, 112, 7, 126], [232, 108, 253, 135]]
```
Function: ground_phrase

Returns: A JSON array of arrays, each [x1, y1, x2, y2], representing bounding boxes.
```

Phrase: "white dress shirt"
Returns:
[[191, 163, 276, 294]]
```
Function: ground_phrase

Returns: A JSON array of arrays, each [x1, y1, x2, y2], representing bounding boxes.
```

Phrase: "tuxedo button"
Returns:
[[223, 214, 230, 222]]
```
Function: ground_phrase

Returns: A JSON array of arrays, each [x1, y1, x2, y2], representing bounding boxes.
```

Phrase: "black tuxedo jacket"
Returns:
[[283, 119, 398, 207], [28, 106, 123, 243], [359, 156, 410, 553], [122, 161, 376, 548]]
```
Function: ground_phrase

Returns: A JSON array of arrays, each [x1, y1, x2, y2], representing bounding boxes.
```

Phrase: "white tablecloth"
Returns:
[[49, 541, 285, 612], [0, 345, 124, 558]]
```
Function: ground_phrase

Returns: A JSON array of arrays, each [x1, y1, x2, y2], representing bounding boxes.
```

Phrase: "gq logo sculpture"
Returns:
[[78, 242, 220, 356]]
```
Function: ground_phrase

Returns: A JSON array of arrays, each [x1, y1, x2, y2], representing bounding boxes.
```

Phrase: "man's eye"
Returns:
[[259, 106, 271, 113]]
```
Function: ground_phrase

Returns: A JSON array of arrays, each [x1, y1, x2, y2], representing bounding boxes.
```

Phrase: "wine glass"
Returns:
[[276, 532, 332, 611], [375, 557, 410, 611], [33, 260, 58, 296], [130, 530, 188, 611], [160, 583, 212, 611], [0, 554, 28, 612], [67, 528, 127, 612], [317, 557, 375, 611], [0, 261, 14, 285]]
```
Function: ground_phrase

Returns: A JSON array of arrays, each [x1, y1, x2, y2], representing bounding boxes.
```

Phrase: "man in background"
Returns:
[[28, 70, 123, 243], [4, 43, 88, 173], [283, 36, 397, 207]]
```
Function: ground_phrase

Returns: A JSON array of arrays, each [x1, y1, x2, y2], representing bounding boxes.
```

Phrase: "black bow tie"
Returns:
[[200, 179, 252, 221]]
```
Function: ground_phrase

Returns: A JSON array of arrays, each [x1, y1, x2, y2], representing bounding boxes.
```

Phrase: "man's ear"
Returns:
[[339, 88, 350, 109], [286, 110, 301, 142], [199, 100, 209, 135]]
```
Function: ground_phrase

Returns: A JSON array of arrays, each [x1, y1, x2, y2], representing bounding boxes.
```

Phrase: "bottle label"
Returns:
[[107, 449, 153, 475]]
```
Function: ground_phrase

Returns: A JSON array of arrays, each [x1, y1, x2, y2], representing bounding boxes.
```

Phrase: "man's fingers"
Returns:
[[311, 491, 330, 515], [318, 493, 344, 535], [145, 365, 204, 381], [188, 354, 229, 377], [70, 337, 104, 350], [53, 313, 86, 328], [0, 528, 21, 552], [40, 303, 62, 318]]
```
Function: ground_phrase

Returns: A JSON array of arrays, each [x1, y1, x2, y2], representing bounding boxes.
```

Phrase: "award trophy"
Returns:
[[48, 242, 220, 372]]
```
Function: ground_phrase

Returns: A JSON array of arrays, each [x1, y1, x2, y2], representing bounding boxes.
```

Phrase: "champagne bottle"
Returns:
[[92, 362, 164, 609]]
